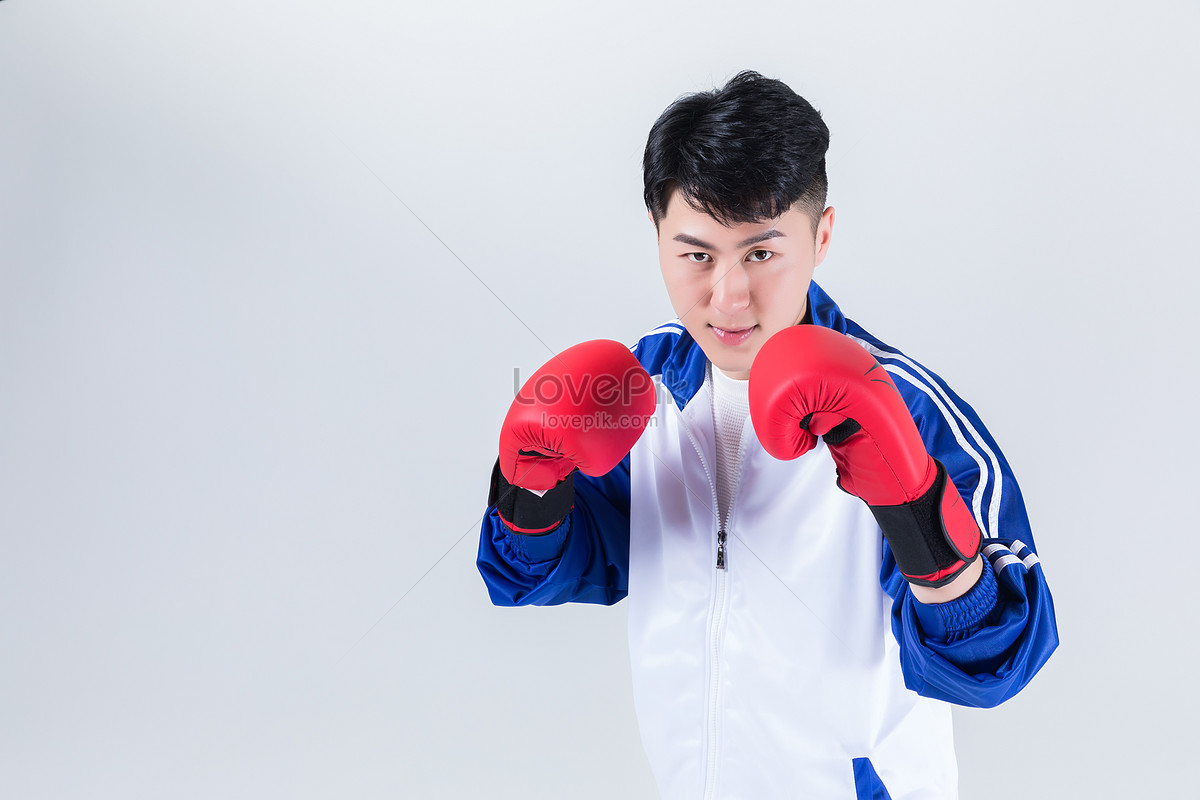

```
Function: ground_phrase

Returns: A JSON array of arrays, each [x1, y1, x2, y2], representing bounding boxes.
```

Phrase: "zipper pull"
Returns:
[[716, 528, 727, 570]]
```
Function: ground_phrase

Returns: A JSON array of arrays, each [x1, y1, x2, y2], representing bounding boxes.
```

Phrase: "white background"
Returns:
[[2, 1, 1197, 797]]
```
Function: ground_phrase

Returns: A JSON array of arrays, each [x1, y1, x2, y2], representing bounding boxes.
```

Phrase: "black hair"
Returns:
[[642, 70, 830, 235]]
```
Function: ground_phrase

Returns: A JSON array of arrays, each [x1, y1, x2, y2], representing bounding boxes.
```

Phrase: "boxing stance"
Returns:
[[495, 327, 983, 591], [478, 70, 1056, 799]]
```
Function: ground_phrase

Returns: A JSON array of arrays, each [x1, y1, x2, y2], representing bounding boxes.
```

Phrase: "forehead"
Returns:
[[660, 188, 811, 247]]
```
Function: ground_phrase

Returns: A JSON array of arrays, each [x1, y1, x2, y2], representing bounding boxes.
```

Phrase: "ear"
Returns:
[[813, 206, 835, 268]]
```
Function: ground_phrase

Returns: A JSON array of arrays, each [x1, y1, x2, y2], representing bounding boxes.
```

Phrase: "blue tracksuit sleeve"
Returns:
[[476, 454, 632, 607], [852, 328, 1060, 709], [882, 537, 1058, 708]]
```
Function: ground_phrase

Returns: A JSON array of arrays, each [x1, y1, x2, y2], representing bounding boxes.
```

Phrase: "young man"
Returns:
[[477, 70, 1058, 799]]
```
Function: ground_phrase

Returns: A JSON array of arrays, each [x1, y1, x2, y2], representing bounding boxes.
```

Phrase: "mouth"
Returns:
[[709, 324, 757, 346]]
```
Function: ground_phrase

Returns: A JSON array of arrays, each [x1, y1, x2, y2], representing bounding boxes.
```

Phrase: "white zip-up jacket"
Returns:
[[478, 281, 1059, 799]]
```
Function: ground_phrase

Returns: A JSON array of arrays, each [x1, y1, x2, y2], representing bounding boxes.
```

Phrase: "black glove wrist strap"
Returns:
[[488, 458, 575, 535], [867, 458, 979, 588]]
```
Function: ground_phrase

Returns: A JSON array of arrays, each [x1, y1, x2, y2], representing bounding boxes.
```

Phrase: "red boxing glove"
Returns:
[[748, 325, 981, 587], [499, 339, 656, 493]]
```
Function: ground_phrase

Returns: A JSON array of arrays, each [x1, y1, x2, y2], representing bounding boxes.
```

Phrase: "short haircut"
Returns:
[[643, 70, 831, 236]]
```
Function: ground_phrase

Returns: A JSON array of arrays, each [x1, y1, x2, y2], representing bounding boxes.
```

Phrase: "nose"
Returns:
[[710, 260, 750, 315]]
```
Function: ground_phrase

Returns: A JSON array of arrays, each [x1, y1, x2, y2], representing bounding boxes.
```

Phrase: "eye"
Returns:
[[684, 252, 713, 263], [746, 249, 773, 263]]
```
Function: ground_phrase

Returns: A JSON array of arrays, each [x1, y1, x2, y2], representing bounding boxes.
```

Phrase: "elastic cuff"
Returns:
[[912, 557, 1000, 642], [505, 516, 571, 563]]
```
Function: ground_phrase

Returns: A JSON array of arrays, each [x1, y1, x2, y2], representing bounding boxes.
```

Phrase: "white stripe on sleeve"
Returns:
[[991, 554, 1022, 571], [847, 335, 1004, 540]]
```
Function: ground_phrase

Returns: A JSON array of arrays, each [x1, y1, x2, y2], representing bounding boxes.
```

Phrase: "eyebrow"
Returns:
[[672, 229, 787, 250]]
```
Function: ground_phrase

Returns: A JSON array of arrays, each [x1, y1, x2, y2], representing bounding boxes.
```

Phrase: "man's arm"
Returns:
[[476, 454, 633, 607], [747, 322, 1058, 707], [910, 556, 984, 604], [861, 334, 1059, 708], [477, 338, 652, 607], [883, 528, 1057, 709]]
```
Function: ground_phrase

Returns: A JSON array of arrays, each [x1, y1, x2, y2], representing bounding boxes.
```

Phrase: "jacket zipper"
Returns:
[[677, 394, 735, 800], [678, 403, 728, 572]]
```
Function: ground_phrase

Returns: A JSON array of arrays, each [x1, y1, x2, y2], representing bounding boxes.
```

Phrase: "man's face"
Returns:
[[653, 188, 835, 380]]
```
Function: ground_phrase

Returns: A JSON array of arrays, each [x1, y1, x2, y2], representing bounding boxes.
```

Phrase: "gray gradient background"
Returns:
[[2, 1, 1197, 797]]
